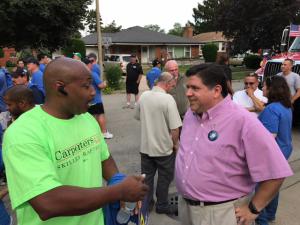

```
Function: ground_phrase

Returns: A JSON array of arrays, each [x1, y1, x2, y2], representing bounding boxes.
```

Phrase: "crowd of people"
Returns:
[[0, 52, 298, 225]]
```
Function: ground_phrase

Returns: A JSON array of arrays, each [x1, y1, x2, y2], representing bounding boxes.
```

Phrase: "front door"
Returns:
[[141, 46, 149, 63]]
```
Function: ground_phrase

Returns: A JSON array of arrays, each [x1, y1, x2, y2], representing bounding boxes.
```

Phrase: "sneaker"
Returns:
[[155, 204, 178, 215], [122, 102, 131, 109], [103, 131, 113, 139]]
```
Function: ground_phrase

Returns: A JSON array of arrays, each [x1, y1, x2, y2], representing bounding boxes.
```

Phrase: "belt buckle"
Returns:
[[200, 201, 205, 207]]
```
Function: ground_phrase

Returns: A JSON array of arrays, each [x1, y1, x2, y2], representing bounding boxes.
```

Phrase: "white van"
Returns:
[[104, 54, 131, 75]]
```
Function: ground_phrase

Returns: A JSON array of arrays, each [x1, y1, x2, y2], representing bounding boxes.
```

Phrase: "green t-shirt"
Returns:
[[3, 106, 110, 225]]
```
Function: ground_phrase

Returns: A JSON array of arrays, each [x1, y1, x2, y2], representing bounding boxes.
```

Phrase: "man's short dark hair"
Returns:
[[186, 63, 228, 98], [284, 58, 294, 65], [82, 57, 93, 65], [245, 72, 258, 80], [26, 57, 39, 66], [37, 53, 47, 61], [87, 53, 97, 60], [4, 85, 35, 105]]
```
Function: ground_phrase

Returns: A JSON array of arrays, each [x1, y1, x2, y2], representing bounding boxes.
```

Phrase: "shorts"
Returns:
[[126, 81, 139, 95], [88, 103, 105, 115]]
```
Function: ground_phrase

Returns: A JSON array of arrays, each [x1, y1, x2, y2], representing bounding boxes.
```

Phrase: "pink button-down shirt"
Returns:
[[175, 96, 293, 202]]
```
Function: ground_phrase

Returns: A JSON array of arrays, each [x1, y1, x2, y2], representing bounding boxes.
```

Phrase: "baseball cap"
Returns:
[[12, 67, 26, 78], [82, 57, 93, 65], [73, 52, 82, 59], [152, 59, 161, 67]]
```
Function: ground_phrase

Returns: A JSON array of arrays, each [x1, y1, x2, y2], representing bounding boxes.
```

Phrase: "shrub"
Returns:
[[105, 65, 122, 90], [6, 60, 16, 67], [102, 86, 113, 95], [243, 54, 262, 69], [62, 39, 86, 58], [202, 43, 218, 62]]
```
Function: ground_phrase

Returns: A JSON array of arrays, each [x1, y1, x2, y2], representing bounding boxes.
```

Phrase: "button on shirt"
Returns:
[[175, 96, 293, 202]]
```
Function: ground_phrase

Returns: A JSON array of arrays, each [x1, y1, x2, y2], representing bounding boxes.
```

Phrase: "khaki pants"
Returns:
[[179, 195, 254, 225]]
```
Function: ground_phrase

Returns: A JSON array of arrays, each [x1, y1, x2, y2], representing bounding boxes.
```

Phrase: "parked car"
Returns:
[[229, 54, 244, 66], [104, 54, 131, 75]]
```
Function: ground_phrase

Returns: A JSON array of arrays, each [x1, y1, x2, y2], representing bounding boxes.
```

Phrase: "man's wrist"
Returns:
[[248, 201, 261, 215]]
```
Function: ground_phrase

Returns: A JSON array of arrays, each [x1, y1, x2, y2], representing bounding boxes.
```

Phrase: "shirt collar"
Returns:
[[203, 95, 231, 120], [152, 86, 166, 93]]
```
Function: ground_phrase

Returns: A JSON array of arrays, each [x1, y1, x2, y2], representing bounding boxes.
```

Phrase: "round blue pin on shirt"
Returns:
[[208, 130, 218, 141]]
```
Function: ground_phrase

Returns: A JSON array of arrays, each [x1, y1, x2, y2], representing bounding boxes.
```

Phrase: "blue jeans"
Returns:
[[255, 193, 279, 225], [0, 200, 10, 225]]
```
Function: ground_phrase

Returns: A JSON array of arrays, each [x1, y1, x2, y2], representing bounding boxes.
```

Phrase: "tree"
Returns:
[[0, 0, 92, 51], [84, 10, 121, 34], [192, 0, 300, 53], [102, 20, 122, 33], [144, 24, 165, 33], [62, 39, 86, 58], [168, 23, 184, 36], [84, 9, 99, 34], [191, 0, 220, 34]]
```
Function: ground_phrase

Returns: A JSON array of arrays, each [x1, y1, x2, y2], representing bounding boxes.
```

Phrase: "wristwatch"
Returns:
[[248, 201, 260, 214]]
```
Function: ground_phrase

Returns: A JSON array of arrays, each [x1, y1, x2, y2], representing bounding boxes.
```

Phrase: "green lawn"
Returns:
[[231, 66, 254, 80]]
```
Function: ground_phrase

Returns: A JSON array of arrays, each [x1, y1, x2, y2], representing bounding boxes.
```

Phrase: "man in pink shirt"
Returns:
[[175, 64, 293, 225]]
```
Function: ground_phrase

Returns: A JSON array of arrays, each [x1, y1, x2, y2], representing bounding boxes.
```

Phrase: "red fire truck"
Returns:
[[264, 26, 300, 77]]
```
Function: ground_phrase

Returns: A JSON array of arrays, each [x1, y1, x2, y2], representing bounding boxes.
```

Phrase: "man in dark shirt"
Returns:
[[124, 55, 143, 109]]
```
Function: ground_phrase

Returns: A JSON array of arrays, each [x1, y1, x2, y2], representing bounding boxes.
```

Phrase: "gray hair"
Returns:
[[155, 72, 174, 85]]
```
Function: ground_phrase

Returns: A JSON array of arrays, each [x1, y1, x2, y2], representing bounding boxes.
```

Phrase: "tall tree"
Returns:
[[0, 0, 92, 51], [168, 23, 184, 36], [192, 0, 300, 53], [144, 24, 165, 33], [84, 9, 99, 34], [84, 10, 121, 34], [102, 20, 122, 33]]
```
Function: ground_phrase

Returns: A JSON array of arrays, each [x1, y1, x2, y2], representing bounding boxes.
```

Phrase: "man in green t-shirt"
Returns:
[[3, 58, 148, 225]]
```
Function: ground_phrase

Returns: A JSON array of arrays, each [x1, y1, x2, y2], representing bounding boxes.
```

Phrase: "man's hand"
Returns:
[[245, 87, 255, 97], [119, 175, 148, 202], [235, 204, 258, 225]]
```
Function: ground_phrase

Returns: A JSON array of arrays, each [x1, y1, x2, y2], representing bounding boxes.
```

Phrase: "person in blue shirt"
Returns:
[[83, 58, 114, 139], [146, 59, 162, 89], [26, 57, 45, 95], [87, 53, 101, 77], [37, 53, 49, 73], [256, 76, 293, 225]]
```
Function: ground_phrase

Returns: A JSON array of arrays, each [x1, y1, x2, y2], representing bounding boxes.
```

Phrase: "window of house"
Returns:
[[167, 46, 174, 59], [184, 46, 191, 58]]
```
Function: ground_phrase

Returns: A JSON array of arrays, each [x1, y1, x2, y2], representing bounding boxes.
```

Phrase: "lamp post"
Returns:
[[95, 0, 104, 77]]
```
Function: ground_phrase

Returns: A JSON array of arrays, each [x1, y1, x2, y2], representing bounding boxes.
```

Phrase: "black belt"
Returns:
[[184, 197, 238, 206]]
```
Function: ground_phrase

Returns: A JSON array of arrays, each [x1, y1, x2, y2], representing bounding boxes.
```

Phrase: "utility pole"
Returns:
[[95, 0, 104, 77]]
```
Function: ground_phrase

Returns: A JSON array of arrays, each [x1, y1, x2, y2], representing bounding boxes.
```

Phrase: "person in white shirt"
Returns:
[[233, 73, 267, 114]]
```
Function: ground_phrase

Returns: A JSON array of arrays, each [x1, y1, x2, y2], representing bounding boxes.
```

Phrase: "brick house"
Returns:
[[0, 48, 17, 67], [82, 26, 200, 64], [192, 32, 232, 56]]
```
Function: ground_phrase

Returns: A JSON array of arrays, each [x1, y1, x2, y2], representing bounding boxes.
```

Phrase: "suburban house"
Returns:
[[82, 26, 201, 64], [0, 48, 17, 67], [192, 31, 231, 56]]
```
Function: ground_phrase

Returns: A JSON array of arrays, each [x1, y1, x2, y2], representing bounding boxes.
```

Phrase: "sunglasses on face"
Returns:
[[244, 82, 255, 85]]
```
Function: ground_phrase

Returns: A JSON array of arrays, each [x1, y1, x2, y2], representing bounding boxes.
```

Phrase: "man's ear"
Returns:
[[17, 100, 26, 109], [214, 84, 223, 98]]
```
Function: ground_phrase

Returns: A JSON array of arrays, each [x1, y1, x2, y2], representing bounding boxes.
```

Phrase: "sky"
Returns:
[[92, 0, 202, 31]]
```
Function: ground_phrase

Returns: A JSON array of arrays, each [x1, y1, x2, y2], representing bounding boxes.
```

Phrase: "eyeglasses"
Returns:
[[244, 82, 255, 85]]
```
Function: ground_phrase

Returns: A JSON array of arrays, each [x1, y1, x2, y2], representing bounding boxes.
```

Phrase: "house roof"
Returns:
[[192, 31, 231, 43], [82, 26, 200, 46]]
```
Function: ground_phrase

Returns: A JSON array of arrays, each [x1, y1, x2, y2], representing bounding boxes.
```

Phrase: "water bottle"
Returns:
[[116, 201, 136, 224]]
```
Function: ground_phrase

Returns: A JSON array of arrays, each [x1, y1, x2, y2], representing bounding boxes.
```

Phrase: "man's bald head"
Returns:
[[43, 57, 91, 95]]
